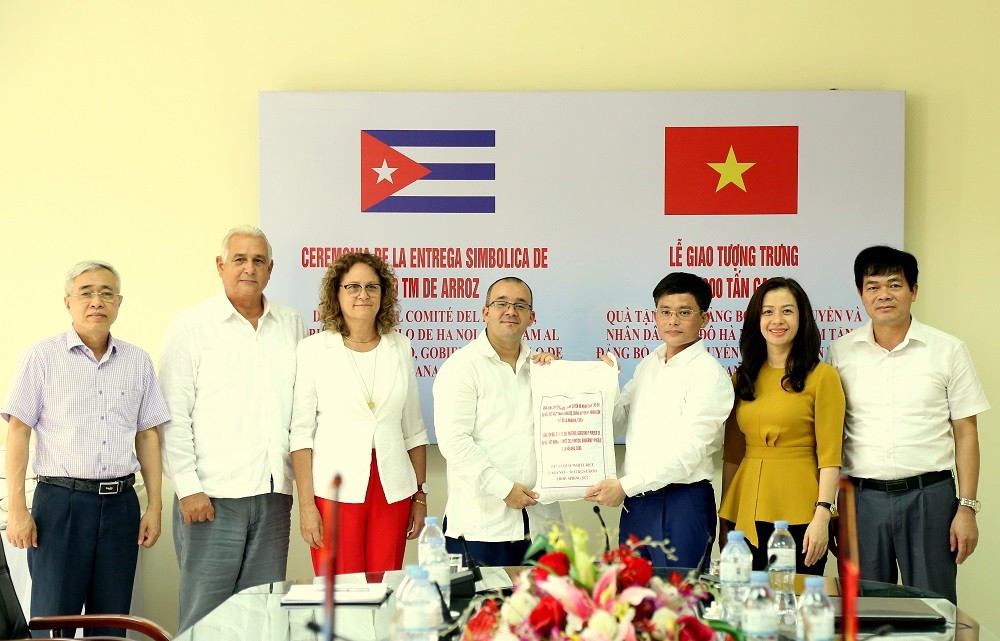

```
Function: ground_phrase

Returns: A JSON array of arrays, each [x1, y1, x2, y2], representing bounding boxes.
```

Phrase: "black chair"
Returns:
[[0, 541, 30, 640], [0, 539, 171, 641]]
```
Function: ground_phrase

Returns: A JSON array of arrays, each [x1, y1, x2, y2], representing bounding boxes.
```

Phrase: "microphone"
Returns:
[[592, 506, 611, 553], [449, 535, 482, 598], [695, 531, 715, 576], [765, 554, 778, 571], [431, 581, 456, 625], [323, 474, 343, 641]]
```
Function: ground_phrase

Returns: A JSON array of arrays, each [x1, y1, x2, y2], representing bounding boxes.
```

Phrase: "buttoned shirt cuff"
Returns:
[[486, 475, 516, 502], [403, 432, 430, 449], [619, 473, 644, 498], [289, 434, 314, 452], [173, 472, 206, 499]]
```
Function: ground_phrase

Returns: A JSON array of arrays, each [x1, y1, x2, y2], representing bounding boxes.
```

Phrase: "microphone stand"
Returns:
[[324, 474, 343, 641]]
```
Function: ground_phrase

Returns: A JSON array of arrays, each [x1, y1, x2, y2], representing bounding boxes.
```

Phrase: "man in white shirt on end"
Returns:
[[827, 245, 989, 604], [433, 277, 559, 567], [586, 272, 733, 568], [159, 226, 306, 631]]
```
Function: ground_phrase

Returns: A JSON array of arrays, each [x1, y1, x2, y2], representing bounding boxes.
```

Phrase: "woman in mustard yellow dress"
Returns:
[[719, 277, 845, 574]]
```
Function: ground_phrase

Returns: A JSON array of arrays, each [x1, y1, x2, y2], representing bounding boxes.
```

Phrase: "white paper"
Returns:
[[531, 359, 619, 503]]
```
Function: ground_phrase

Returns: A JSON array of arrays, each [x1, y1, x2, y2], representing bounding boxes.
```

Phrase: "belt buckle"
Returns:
[[99, 481, 120, 495], [884, 480, 909, 493]]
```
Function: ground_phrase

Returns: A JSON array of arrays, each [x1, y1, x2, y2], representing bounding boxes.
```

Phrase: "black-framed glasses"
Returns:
[[487, 300, 532, 313], [341, 283, 382, 296]]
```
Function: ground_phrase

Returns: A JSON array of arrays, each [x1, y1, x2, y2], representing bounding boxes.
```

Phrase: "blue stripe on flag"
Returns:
[[365, 196, 495, 213], [422, 163, 495, 180], [365, 130, 495, 147]]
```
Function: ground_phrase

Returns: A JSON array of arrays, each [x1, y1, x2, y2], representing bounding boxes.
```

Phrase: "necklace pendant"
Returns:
[[368, 400, 375, 410]]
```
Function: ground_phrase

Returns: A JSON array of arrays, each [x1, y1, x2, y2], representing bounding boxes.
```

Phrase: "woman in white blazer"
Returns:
[[290, 252, 429, 575]]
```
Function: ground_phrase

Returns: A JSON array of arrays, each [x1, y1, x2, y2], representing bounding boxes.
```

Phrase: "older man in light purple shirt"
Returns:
[[2, 260, 168, 639]]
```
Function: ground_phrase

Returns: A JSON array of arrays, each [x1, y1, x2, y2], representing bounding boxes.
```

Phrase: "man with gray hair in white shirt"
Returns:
[[160, 226, 306, 631], [827, 245, 989, 604]]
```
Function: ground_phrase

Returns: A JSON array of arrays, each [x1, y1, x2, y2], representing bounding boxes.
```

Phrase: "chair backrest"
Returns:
[[0, 542, 31, 640]]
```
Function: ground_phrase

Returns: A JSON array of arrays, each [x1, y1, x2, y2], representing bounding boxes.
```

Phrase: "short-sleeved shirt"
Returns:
[[718, 363, 845, 546], [1, 328, 170, 479], [826, 318, 990, 480]]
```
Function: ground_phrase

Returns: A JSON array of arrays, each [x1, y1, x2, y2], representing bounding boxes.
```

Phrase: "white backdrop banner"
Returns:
[[260, 91, 904, 441]]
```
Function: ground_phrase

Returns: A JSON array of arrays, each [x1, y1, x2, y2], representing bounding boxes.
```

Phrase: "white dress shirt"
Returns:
[[289, 330, 429, 504], [434, 331, 559, 542], [159, 294, 306, 499], [616, 340, 734, 497], [827, 318, 990, 480]]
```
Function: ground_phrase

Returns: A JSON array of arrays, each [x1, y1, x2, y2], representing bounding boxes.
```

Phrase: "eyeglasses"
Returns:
[[342, 283, 382, 296], [488, 300, 532, 313], [69, 291, 120, 303], [657, 308, 700, 319]]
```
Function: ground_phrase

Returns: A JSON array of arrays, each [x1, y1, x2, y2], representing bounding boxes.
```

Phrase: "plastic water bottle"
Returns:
[[394, 566, 440, 641], [417, 516, 446, 565], [420, 526, 451, 606], [795, 577, 834, 641], [767, 520, 797, 628], [719, 530, 753, 626], [742, 571, 779, 641]]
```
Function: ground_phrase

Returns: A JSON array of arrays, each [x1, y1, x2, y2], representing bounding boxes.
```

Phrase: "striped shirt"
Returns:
[[1, 327, 170, 479]]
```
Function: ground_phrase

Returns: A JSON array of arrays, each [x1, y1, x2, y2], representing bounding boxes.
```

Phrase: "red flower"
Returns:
[[677, 615, 715, 641], [533, 551, 571, 581], [632, 597, 656, 623], [462, 599, 500, 641], [617, 554, 653, 589], [528, 594, 567, 635]]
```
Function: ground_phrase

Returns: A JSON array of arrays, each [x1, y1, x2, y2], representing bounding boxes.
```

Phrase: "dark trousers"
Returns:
[[854, 475, 958, 603], [742, 520, 828, 575], [27, 482, 140, 638], [443, 511, 534, 567], [619, 480, 716, 568]]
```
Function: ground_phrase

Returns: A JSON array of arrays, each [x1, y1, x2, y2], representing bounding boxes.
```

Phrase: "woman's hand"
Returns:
[[407, 496, 427, 539], [802, 509, 831, 566], [300, 502, 324, 549]]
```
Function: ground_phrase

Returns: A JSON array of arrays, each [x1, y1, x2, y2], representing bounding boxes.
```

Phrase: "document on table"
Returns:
[[280, 581, 390, 606]]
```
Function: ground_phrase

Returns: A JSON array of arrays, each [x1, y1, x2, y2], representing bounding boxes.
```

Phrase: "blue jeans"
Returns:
[[173, 493, 292, 631]]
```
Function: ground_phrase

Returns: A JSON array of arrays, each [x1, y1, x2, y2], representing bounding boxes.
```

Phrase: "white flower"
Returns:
[[500, 591, 538, 626], [493, 626, 520, 641], [650, 607, 679, 640], [585, 610, 619, 638]]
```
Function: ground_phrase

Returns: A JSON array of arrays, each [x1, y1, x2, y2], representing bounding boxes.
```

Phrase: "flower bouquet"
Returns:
[[461, 526, 739, 641]]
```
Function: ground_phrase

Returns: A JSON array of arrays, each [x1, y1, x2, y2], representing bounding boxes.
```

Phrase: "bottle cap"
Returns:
[[750, 571, 769, 585], [727, 530, 745, 542], [774, 520, 789, 530], [425, 516, 439, 526], [804, 577, 825, 589]]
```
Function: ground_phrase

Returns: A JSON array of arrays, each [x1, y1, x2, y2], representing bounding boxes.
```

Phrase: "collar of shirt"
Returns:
[[655, 337, 709, 366], [851, 317, 927, 352], [473, 329, 531, 371], [209, 292, 276, 326], [64, 325, 118, 364]]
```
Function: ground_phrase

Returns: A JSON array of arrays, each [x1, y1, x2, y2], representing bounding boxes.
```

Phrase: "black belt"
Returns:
[[634, 479, 711, 498], [37, 473, 136, 495], [851, 470, 952, 493]]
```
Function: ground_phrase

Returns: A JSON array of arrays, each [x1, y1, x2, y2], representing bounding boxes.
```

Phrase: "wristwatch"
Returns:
[[959, 498, 981, 513], [416, 482, 429, 494], [815, 501, 839, 518]]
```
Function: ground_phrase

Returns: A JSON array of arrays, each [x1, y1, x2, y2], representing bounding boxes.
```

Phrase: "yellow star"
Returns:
[[707, 146, 755, 192]]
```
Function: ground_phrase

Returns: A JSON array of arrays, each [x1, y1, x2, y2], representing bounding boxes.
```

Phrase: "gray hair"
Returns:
[[64, 260, 122, 294], [220, 225, 273, 262]]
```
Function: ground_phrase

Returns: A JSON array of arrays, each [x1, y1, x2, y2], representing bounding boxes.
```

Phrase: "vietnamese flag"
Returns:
[[664, 126, 798, 215]]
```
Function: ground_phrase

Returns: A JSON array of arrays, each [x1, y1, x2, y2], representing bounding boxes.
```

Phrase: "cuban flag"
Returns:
[[360, 130, 495, 213]]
